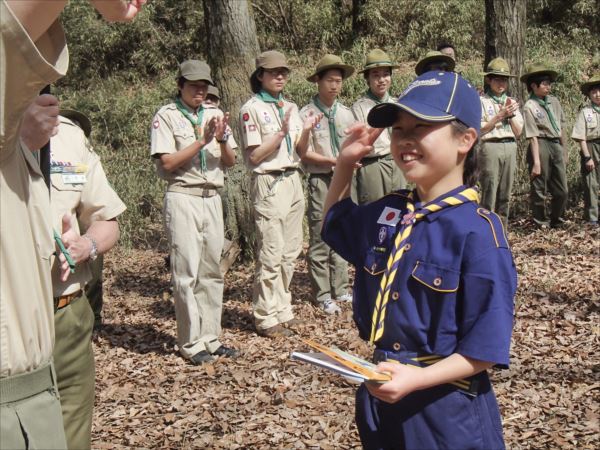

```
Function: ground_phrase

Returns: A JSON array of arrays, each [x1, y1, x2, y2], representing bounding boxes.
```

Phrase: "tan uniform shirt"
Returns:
[[239, 96, 304, 174], [299, 100, 355, 174], [150, 102, 237, 191], [480, 94, 524, 141], [1, 3, 69, 377], [523, 95, 565, 139], [50, 117, 126, 297], [571, 105, 600, 141], [351, 94, 393, 157]]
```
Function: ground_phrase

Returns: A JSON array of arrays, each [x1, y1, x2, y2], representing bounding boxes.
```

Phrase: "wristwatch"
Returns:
[[83, 235, 98, 261]]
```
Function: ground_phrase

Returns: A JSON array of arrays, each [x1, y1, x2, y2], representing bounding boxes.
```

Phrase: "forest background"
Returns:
[[55, 0, 599, 252]]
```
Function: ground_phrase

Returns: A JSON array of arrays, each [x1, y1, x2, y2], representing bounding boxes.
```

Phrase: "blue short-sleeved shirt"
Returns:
[[322, 185, 517, 367]]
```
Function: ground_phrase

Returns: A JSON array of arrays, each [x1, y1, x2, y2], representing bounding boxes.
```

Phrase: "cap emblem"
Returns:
[[401, 78, 441, 98]]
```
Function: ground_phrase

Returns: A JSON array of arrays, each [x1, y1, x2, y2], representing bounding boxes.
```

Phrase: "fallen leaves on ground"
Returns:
[[92, 220, 599, 449]]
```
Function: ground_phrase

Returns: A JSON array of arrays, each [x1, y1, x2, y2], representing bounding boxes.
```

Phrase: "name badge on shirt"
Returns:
[[62, 174, 87, 184]]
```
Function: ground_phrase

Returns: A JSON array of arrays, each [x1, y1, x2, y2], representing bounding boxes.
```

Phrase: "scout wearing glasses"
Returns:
[[299, 54, 356, 315], [522, 63, 568, 228], [479, 57, 524, 226], [351, 49, 406, 204], [48, 110, 125, 450], [572, 74, 600, 226], [239, 50, 319, 338], [322, 72, 517, 450], [150, 60, 239, 365]]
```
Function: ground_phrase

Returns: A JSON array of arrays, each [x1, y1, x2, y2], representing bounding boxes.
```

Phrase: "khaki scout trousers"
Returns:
[[54, 292, 95, 450], [1, 362, 67, 450], [581, 140, 600, 222], [355, 154, 406, 205], [163, 192, 224, 359], [307, 173, 349, 302], [528, 138, 568, 226], [479, 140, 517, 226], [251, 171, 305, 330], [85, 255, 103, 327]]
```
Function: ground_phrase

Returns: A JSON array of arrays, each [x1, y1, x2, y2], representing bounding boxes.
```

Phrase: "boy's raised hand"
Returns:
[[338, 123, 383, 166]]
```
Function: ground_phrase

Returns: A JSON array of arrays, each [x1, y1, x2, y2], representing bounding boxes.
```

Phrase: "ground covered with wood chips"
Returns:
[[92, 220, 599, 449]]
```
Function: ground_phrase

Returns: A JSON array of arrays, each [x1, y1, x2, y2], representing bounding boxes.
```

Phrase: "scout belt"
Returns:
[[0, 362, 55, 404], [485, 137, 516, 143], [54, 289, 83, 311], [538, 136, 561, 143], [373, 348, 481, 396], [360, 153, 393, 166]]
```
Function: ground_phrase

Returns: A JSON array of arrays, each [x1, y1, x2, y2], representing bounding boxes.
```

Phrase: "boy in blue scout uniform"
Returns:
[[322, 72, 517, 449]]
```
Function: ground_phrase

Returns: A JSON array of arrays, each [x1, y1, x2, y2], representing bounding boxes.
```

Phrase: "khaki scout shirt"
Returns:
[[150, 102, 237, 191], [299, 99, 355, 174], [1, 3, 68, 377], [571, 105, 600, 141], [239, 95, 304, 174], [351, 94, 393, 158], [50, 117, 126, 297], [480, 94, 524, 141], [523, 95, 565, 139]]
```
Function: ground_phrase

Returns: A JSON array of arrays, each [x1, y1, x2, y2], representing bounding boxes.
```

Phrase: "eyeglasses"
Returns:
[[264, 68, 290, 78]]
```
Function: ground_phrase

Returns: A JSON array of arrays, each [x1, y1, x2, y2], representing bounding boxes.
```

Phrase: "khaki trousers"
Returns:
[[54, 292, 95, 450], [251, 171, 305, 330], [1, 363, 67, 450], [479, 140, 517, 226], [528, 138, 568, 226], [163, 191, 224, 358], [355, 154, 406, 205], [85, 255, 103, 327], [581, 141, 600, 222], [307, 173, 349, 302]]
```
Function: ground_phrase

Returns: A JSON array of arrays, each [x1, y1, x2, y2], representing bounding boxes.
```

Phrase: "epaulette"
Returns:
[[476, 207, 509, 249]]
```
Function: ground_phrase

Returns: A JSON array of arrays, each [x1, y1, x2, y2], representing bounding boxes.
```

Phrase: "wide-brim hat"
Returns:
[[482, 57, 516, 78], [307, 54, 354, 82], [207, 85, 220, 99], [415, 51, 456, 75], [358, 49, 400, 74], [367, 71, 481, 135], [520, 63, 558, 84], [250, 50, 291, 83], [60, 109, 92, 137], [581, 74, 600, 95], [178, 60, 214, 85]]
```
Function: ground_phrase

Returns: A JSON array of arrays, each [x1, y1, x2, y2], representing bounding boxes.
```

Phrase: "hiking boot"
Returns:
[[212, 345, 240, 359], [337, 293, 353, 303], [257, 324, 293, 338], [321, 298, 341, 315], [190, 350, 216, 365]]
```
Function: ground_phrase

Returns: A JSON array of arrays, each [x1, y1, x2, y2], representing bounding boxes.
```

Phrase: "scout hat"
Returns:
[[367, 71, 481, 135], [580, 74, 600, 95], [178, 60, 214, 85], [482, 57, 516, 78], [306, 54, 354, 82], [207, 85, 220, 99], [520, 63, 558, 84], [359, 49, 400, 74], [60, 109, 92, 138], [250, 50, 290, 91], [415, 51, 456, 76]]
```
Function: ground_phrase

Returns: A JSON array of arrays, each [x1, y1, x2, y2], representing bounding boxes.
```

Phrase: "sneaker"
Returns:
[[257, 324, 293, 338], [337, 293, 353, 303], [190, 350, 216, 365], [212, 345, 240, 359], [322, 298, 341, 315]]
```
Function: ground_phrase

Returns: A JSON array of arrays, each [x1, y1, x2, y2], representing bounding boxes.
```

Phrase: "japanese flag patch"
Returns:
[[377, 207, 402, 226]]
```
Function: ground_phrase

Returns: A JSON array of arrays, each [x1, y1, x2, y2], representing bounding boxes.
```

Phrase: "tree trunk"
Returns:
[[202, 0, 261, 257], [484, 0, 527, 102], [352, 0, 368, 40]]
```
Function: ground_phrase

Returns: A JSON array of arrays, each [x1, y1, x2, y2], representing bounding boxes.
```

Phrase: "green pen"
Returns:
[[53, 230, 76, 273]]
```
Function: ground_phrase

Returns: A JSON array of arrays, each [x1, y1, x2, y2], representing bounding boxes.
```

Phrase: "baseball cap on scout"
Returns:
[[178, 60, 214, 85], [367, 71, 482, 135]]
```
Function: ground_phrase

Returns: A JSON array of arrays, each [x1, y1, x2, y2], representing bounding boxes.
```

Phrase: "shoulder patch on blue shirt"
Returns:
[[476, 208, 509, 248]]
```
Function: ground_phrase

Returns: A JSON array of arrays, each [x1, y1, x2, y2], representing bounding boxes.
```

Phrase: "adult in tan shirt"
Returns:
[[351, 49, 406, 204], [479, 57, 523, 226], [572, 75, 600, 225], [239, 50, 318, 338], [1, 1, 144, 448], [151, 60, 238, 365], [299, 54, 355, 315]]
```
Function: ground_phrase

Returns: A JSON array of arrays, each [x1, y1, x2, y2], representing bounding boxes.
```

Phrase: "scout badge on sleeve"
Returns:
[[377, 207, 402, 226]]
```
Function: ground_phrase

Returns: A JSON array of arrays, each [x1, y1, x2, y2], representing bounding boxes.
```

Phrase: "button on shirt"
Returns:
[[523, 95, 565, 139], [571, 105, 600, 141], [321, 187, 517, 367]]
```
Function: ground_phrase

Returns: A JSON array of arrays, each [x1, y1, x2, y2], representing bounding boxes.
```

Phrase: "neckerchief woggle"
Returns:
[[175, 97, 207, 172], [257, 90, 292, 155], [486, 89, 510, 130], [369, 186, 480, 344], [312, 95, 340, 156], [529, 93, 560, 135]]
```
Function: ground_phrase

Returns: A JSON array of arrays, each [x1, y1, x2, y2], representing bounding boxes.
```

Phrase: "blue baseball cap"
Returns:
[[367, 71, 482, 135]]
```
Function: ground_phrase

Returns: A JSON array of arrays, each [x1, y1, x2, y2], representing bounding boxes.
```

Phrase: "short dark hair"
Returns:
[[177, 76, 187, 89], [424, 61, 452, 73], [526, 74, 552, 92], [437, 42, 455, 53], [316, 68, 344, 81], [250, 68, 264, 94], [362, 66, 392, 81]]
